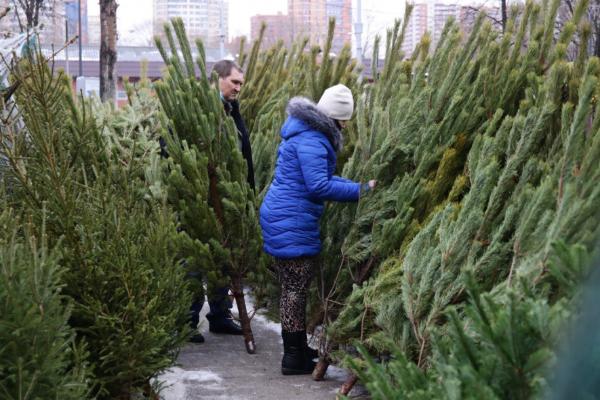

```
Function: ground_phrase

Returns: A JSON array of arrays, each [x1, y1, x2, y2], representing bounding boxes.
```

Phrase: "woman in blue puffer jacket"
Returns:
[[259, 84, 376, 375]]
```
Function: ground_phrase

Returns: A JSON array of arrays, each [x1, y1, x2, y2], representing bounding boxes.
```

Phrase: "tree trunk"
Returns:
[[100, 0, 117, 102], [312, 357, 330, 381], [14, 0, 44, 30], [230, 275, 256, 354], [339, 374, 358, 396], [500, 0, 507, 33]]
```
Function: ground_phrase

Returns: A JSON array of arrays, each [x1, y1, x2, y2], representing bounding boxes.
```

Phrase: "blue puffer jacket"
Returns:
[[259, 97, 361, 259]]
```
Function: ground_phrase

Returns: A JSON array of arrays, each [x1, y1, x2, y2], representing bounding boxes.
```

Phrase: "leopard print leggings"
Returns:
[[275, 256, 317, 333]]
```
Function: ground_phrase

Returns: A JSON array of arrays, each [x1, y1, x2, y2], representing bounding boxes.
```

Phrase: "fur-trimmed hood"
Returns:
[[282, 97, 343, 151]]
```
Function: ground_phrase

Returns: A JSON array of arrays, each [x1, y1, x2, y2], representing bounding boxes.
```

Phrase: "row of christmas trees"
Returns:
[[1, 0, 599, 397], [0, 17, 265, 398], [0, 51, 191, 398], [243, 0, 600, 396]]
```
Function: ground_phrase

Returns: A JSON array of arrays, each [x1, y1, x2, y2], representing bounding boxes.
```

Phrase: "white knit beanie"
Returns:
[[316, 84, 354, 121]]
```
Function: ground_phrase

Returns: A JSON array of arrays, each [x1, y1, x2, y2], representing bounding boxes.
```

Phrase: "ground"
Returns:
[[157, 300, 367, 400]]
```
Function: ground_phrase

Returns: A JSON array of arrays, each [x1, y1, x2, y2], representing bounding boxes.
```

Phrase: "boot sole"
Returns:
[[281, 367, 314, 375]]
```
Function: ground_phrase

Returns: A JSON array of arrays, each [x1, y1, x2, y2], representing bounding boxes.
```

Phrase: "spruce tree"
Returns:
[[0, 207, 89, 400], [0, 48, 190, 398]]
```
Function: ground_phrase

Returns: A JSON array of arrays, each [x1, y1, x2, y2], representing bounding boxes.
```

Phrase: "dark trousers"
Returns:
[[188, 271, 232, 330]]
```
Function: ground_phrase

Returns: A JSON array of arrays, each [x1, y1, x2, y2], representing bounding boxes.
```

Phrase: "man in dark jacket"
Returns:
[[213, 59, 255, 190]]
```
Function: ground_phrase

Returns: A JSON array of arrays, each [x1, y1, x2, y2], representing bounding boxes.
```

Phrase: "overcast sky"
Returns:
[[87, 0, 406, 46]]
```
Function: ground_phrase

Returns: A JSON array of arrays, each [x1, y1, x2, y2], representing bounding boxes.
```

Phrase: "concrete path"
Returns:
[[158, 301, 367, 400]]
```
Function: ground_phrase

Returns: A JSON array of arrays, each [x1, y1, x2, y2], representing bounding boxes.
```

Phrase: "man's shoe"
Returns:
[[305, 344, 318, 360], [281, 331, 316, 375], [189, 333, 205, 343], [207, 314, 244, 335]]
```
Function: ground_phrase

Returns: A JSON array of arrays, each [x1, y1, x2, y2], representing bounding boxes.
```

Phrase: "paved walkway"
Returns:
[[158, 301, 367, 400]]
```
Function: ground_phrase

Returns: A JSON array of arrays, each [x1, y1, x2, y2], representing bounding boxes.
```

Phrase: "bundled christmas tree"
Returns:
[[0, 48, 190, 398], [348, 241, 595, 399], [153, 18, 261, 353]]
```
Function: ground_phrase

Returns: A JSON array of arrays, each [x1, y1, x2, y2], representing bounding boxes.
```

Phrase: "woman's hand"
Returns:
[[361, 180, 377, 197]]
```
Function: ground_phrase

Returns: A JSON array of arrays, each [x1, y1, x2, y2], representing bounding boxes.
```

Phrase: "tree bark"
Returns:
[[339, 374, 358, 396], [312, 357, 330, 381], [230, 275, 256, 354], [100, 0, 118, 102]]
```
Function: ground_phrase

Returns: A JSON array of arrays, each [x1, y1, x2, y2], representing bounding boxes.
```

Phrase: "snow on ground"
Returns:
[[233, 290, 282, 337], [253, 311, 282, 335], [156, 289, 362, 399], [157, 367, 222, 400], [325, 365, 350, 382]]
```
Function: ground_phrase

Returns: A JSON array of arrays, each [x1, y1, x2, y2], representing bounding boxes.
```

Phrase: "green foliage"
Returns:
[[346, 242, 594, 400], [0, 208, 89, 400], [0, 50, 190, 398], [154, 16, 260, 287], [228, 0, 600, 396], [320, 0, 599, 358]]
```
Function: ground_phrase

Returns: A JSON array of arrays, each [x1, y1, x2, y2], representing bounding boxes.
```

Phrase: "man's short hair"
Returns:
[[212, 60, 243, 79]]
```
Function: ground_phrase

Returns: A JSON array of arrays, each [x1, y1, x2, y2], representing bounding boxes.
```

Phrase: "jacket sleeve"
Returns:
[[296, 140, 360, 202], [332, 176, 354, 184]]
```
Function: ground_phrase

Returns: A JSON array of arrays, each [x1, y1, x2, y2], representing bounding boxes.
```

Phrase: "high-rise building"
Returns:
[[64, 0, 88, 45], [87, 14, 100, 45], [401, 3, 428, 57], [432, 3, 459, 44], [288, 0, 351, 54], [153, 0, 229, 51], [250, 12, 291, 48], [399, 1, 502, 59], [288, 0, 327, 46], [326, 0, 352, 55]]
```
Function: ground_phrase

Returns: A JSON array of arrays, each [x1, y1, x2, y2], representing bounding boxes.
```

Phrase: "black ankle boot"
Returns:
[[281, 331, 316, 375], [305, 344, 318, 360], [206, 312, 243, 335]]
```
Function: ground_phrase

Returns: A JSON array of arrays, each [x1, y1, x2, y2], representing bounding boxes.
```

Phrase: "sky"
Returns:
[[87, 0, 406, 47]]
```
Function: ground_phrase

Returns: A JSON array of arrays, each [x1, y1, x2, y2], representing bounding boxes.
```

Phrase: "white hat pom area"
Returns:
[[316, 84, 354, 121]]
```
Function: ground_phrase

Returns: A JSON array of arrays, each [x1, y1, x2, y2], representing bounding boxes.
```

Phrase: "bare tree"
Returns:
[[590, 0, 600, 56], [10, 0, 61, 32], [99, 0, 117, 102], [500, 0, 507, 32], [558, 0, 600, 58]]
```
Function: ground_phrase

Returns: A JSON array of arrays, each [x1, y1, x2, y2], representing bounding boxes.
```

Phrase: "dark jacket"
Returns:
[[224, 99, 255, 190], [259, 97, 361, 259]]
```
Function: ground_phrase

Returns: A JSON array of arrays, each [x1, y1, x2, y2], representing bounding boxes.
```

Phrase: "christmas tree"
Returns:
[[0, 207, 90, 399], [0, 47, 190, 398], [154, 18, 262, 353], [313, 0, 600, 395]]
